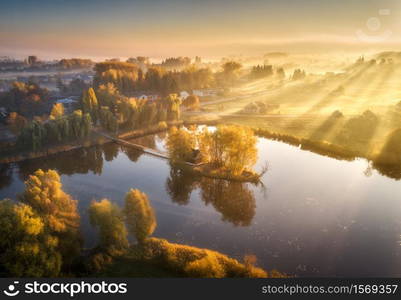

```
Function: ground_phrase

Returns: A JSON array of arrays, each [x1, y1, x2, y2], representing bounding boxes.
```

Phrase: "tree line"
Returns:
[[94, 61, 214, 96], [16, 110, 92, 151], [81, 85, 181, 132]]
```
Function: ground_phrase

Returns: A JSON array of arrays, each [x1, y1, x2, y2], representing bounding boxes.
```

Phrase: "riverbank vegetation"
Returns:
[[0, 169, 285, 278]]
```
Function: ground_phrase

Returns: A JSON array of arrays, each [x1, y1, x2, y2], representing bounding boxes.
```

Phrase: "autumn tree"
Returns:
[[17, 109, 92, 150], [124, 189, 156, 243], [88, 199, 128, 254], [162, 94, 181, 121], [99, 106, 118, 132], [221, 61, 242, 86], [0, 199, 61, 277], [81, 88, 99, 123], [200, 125, 257, 175], [166, 127, 196, 163], [96, 83, 119, 109], [182, 95, 200, 111], [19, 169, 81, 270], [50, 103, 65, 119]]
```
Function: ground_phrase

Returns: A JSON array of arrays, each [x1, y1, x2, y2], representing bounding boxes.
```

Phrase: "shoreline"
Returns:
[[0, 120, 220, 164]]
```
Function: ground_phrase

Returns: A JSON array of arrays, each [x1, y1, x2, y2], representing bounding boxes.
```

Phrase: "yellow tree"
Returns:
[[166, 127, 196, 163], [20, 169, 79, 233], [124, 189, 156, 243], [50, 103, 65, 119], [220, 126, 257, 175], [0, 199, 61, 277], [19, 169, 81, 270], [183, 95, 200, 111], [199, 125, 257, 175], [88, 199, 128, 254]]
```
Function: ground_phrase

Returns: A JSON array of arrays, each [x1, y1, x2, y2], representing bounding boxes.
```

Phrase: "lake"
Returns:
[[1, 131, 401, 277]]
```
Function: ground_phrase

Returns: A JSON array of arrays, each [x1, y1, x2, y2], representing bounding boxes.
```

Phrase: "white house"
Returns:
[[179, 91, 190, 99], [138, 94, 159, 101]]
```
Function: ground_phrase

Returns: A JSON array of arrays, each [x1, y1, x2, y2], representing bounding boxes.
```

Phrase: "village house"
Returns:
[[179, 91, 190, 99], [56, 97, 78, 114]]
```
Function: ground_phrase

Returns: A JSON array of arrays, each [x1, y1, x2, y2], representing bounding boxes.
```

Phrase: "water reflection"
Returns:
[[0, 164, 12, 189], [199, 178, 256, 227], [102, 142, 119, 162], [17, 146, 104, 180], [166, 167, 198, 205], [166, 166, 256, 226]]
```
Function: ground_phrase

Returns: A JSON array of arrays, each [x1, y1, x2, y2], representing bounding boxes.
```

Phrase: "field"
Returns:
[[185, 53, 401, 162]]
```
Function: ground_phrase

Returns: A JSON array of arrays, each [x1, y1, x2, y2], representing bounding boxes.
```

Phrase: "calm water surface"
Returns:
[[1, 132, 401, 277]]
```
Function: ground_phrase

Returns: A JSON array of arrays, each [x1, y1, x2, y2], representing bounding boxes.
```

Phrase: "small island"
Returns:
[[166, 125, 263, 183]]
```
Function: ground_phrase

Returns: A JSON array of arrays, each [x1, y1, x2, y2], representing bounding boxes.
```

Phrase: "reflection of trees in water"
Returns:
[[0, 164, 12, 189], [128, 135, 157, 149], [122, 135, 157, 162], [200, 179, 255, 227], [166, 167, 256, 226], [122, 147, 143, 162], [166, 167, 199, 205], [17, 146, 104, 180], [102, 142, 120, 161]]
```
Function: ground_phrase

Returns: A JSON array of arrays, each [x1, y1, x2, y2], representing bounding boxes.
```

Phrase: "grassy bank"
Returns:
[[96, 238, 286, 278]]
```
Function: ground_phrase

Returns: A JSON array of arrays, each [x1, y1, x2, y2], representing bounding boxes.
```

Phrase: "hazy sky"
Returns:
[[1, 0, 401, 60]]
